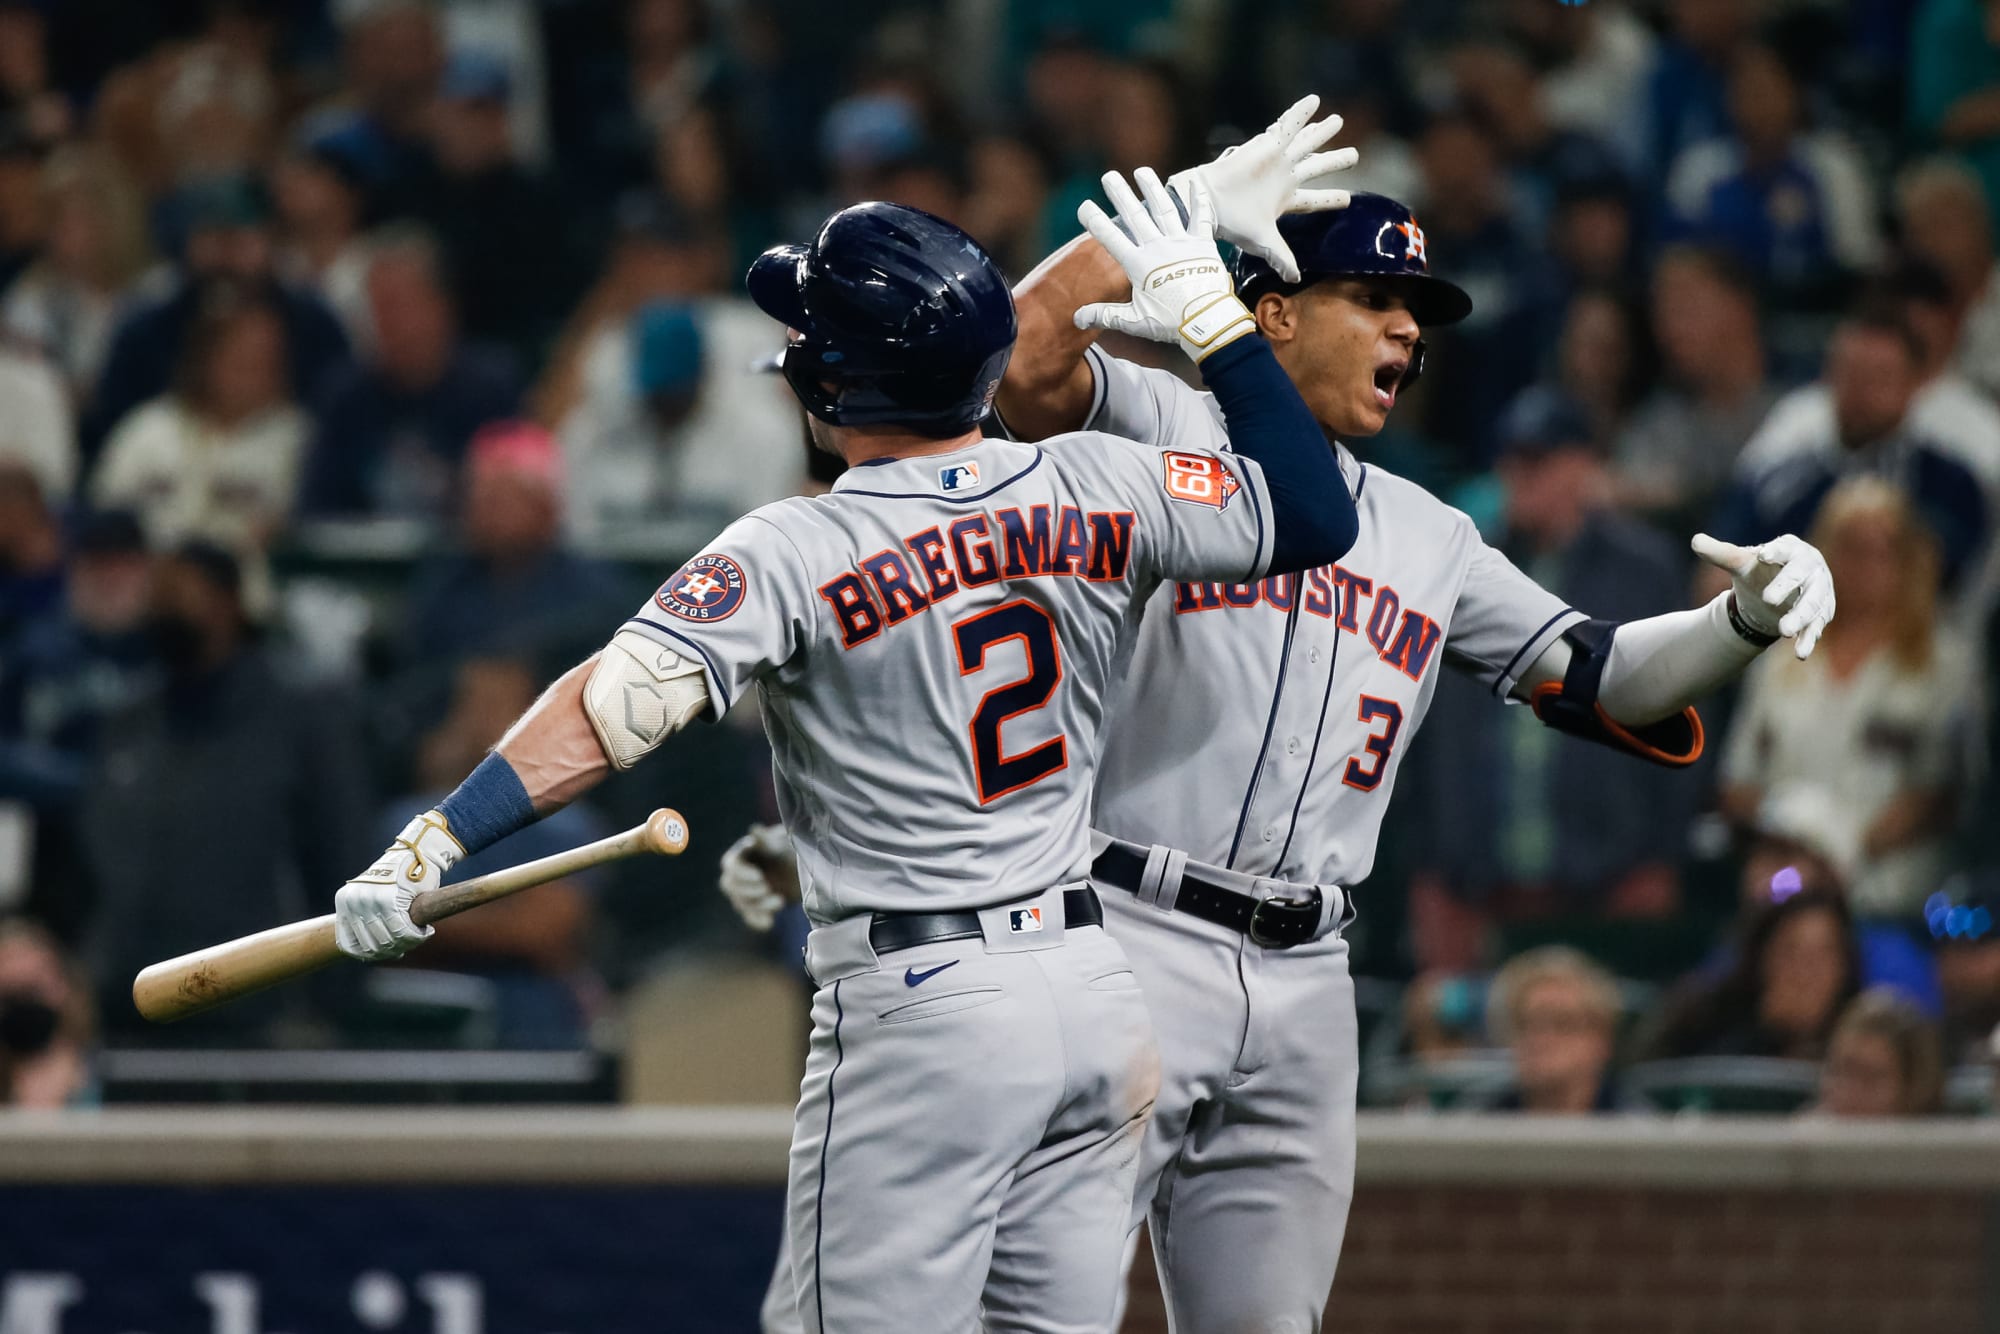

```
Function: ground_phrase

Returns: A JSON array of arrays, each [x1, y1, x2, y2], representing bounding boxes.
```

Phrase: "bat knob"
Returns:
[[645, 808, 690, 856]]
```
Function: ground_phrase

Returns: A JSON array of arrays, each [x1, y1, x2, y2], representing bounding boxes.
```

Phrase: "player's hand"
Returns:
[[718, 823, 798, 932], [1691, 533, 1836, 659], [1169, 93, 1355, 284], [333, 811, 463, 961], [1075, 169, 1255, 363]]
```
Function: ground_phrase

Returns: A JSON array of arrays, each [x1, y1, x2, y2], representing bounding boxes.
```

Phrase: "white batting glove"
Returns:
[[1076, 170, 1255, 363], [333, 811, 463, 961], [1169, 93, 1356, 284], [1692, 533, 1837, 659], [718, 823, 797, 932]]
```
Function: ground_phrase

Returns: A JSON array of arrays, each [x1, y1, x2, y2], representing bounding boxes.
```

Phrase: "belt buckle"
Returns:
[[1247, 888, 1321, 949]]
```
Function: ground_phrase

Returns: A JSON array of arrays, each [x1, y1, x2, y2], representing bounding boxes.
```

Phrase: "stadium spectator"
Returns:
[[1895, 159, 2000, 403], [0, 511, 154, 945], [1908, 0, 2000, 231], [0, 918, 95, 1108], [1929, 870, 2000, 1061], [0, 464, 64, 650], [382, 657, 607, 1049], [1410, 390, 1689, 973], [1408, 110, 1558, 466], [962, 133, 1054, 279], [1812, 988, 1947, 1118], [1547, 164, 1642, 299], [1498, 0, 1657, 167], [81, 541, 372, 1037], [270, 128, 379, 353], [415, 50, 577, 371], [324, 0, 444, 218], [92, 290, 306, 558], [0, 340, 74, 504], [1553, 287, 1654, 449], [0, 111, 45, 294], [559, 300, 806, 541], [1612, 246, 1780, 526], [83, 172, 349, 463], [1720, 480, 1972, 920], [1485, 946, 1628, 1114], [1449, 39, 1628, 241], [0, 145, 151, 403], [88, 0, 281, 198], [1640, 887, 1861, 1062], [1881, 260, 2000, 506], [1639, 0, 1761, 177], [1665, 39, 1881, 317], [301, 227, 522, 520], [1715, 305, 1992, 602], [0, 1, 72, 152]]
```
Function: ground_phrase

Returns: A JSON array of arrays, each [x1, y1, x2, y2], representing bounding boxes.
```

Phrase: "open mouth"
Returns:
[[1371, 361, 1406, 410]]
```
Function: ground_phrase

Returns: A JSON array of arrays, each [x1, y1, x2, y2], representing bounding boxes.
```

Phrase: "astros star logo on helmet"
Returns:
[[655, 553, 748, 622]]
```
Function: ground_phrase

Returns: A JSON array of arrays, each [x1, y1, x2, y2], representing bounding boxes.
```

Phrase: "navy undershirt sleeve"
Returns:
[[1197, 336, 1358, 571]]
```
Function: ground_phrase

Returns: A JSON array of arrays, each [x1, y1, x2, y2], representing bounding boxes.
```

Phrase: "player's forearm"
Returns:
[[495, 657, 616, 814], [1593, 594, 1765, 726], [996, 233, 1126, 440], [1198, 336, 1357, 571]]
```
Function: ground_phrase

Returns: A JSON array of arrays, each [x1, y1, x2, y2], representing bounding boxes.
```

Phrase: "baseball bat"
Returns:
[[132, 808, 690, 1023]]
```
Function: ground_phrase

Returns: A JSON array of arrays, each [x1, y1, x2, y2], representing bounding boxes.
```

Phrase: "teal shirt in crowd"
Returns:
[[1910, 0, 2000, 238]]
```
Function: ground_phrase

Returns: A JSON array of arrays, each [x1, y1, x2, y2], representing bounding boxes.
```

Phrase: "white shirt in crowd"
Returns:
[[92, 397, 308, 553], [0, 347, 77, 503], [1, 270, 120, 404], [557, 298, 807, 546], [1959, 268, 2000, 404], [1722, 634, 1979, 918]]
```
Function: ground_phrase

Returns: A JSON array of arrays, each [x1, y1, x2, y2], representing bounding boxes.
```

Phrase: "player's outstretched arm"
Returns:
[[1516, 534, 1834, 752], [1077, 168, 1356, 570], [334, 636, 714, 961], [999, 95, 1354, 443]]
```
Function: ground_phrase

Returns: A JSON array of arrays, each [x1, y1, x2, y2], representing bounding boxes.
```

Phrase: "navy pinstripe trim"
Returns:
[[1354, 462, 1369, 499], [813, 979, 845, 1334], [627, 617, 735, 714], [1081, 345, 1111, 431], [1490, 607, 1581, 699], [1233, 454, 1272, 584], [834, 452, 1044, 503], [1225, 600, 1301, 870], [1274, 582, 1342, 871]]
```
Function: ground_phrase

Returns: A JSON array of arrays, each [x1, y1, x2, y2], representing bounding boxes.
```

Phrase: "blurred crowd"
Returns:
[[2, 0, 2000, 1118]]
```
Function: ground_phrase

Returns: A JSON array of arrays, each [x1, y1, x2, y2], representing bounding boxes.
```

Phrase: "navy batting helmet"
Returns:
[[1231, 194, 1472, 324], [748, 202, 1016, 437]]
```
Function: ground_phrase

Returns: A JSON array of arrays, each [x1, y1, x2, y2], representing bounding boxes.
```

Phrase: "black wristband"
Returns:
[[1727, 592, 1781, 648]]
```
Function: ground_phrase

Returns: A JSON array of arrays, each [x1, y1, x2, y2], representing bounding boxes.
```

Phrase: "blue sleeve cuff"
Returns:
[[436, 751, 538, 856]]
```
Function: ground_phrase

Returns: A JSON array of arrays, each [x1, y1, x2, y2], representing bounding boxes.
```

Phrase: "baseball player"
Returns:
[[334, 177, 1365, 1333], [728, 98, 1836, 1332]]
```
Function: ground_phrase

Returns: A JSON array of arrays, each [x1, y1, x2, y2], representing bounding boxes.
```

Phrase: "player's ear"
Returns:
[[1254, 292, 1298, 344]]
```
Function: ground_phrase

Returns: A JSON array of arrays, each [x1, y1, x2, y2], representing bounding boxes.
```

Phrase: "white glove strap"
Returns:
[[1180, 293, 1256, 360], [358, 811, 464, 886]]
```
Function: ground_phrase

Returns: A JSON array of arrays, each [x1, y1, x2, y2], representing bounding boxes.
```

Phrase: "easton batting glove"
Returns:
[[1075, 169, 1256, 363], [333, 811, 462, 961], [1169, 93, 1357, 284]]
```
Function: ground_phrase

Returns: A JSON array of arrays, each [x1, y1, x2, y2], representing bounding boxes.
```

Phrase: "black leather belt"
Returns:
[[1090, 844, 1323, 949], [868, 887, 1102, 956]]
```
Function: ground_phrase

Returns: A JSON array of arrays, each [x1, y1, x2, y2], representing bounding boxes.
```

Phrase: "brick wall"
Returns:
[[1122, 1186, 1990, 1334]]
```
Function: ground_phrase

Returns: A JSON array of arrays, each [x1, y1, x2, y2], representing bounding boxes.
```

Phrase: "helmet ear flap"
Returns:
[[1399, 339, 1427, 390]]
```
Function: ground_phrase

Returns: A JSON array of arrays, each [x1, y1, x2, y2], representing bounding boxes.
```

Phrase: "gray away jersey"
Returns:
[[619, 432, 1275, 921], [1079, 346, 1586, 888]]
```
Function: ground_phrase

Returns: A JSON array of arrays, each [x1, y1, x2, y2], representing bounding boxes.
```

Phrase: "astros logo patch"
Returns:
[[655, 553, 747, 622], [1008, 907, 1044, 934]]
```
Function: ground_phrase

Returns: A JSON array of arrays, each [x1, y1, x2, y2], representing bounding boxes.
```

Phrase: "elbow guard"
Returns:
[[583, 629, 713, 769], [1528, 620, 1705, 769]]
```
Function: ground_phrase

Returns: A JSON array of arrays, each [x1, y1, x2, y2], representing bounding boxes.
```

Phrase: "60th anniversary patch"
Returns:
[[654, 553, 747, 622]]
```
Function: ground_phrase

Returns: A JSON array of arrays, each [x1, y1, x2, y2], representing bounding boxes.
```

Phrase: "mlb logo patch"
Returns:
[[940, 461, 981, 492], [1008, 907, 1044, 934]]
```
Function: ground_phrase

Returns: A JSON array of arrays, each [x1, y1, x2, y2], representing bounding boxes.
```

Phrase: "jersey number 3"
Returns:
[[1341, 696, 1404, 792], [954, 600, 1067, 803]]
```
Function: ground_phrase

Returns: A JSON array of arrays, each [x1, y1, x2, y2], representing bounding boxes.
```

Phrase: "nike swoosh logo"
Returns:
[[904, 961, 960, 987]]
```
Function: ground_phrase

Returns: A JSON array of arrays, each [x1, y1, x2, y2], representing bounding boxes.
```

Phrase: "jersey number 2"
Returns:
[[953, 600, 1067, 803], [1341, 696, 1404, 792]]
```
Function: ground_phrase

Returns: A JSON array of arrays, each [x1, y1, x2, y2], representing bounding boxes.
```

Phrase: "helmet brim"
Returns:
[[747, 244, 815, 335]]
